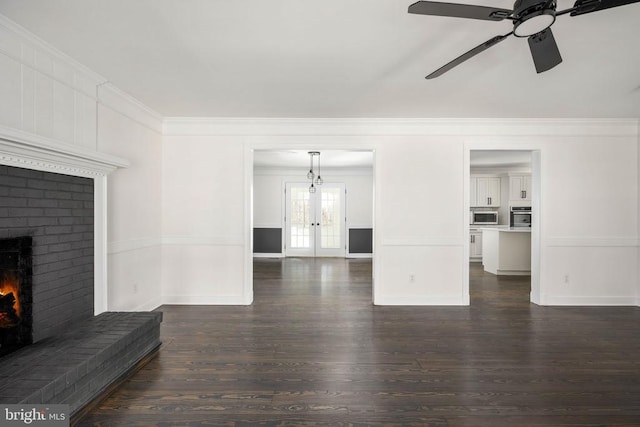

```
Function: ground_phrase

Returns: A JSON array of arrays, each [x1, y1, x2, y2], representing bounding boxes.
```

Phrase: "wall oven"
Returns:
[[471, 211, 498, 225], [510, 206, 532, 227]]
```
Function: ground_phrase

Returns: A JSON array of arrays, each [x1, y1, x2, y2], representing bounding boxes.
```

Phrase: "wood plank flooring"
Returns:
[[79, 258, 640, 426]]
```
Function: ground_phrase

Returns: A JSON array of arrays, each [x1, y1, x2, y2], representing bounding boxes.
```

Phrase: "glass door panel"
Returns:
[[285, 183, 314, 256], [285, 183, 345, 257], [317, 185, 345, 256]]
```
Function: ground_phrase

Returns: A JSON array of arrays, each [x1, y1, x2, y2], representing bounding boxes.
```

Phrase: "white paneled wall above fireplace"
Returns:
[[0, 15, 102, 152]]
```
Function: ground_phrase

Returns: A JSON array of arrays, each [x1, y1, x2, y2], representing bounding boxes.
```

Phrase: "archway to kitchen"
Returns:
[[466, 148, 541, 306], [249, 148, 375, 302]]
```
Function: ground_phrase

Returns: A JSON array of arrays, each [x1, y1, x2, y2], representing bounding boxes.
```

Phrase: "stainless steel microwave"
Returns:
[[471, 211, 498, 225]]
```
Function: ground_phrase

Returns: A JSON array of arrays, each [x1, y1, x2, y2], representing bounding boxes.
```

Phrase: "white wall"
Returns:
[[539, 135, 638, 304], [163, 119, 639, 307], [98, 86, 164, 311], [0, 15, 99, 151], [162, 135, 249, 304], [375, 136, 465, 304], [0, 15, 100, 153], [253, 173, 284, 228]]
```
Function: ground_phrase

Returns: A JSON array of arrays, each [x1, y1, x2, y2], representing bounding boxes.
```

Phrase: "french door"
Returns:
[[285, 183, 346, 257]]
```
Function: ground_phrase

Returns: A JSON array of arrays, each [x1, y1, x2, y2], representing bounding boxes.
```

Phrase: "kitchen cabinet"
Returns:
[[470, 230, 482, 261], [509, 174, 531, 202], [471, 177, 500, 207]]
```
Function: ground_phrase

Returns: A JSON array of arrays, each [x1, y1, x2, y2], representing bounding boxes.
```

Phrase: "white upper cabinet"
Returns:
[[509, 175, 531, 202], [471, 176, 500, 207]]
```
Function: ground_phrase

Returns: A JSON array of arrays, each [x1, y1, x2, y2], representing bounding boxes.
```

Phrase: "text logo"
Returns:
[[1, 405, 69, 426]]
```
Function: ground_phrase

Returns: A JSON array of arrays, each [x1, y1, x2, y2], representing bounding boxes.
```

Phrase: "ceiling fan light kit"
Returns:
[[513, 10, 555, 37], [408, 0, 640, 77]]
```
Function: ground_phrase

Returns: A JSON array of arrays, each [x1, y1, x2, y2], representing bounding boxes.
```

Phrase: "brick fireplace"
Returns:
[[0, 165, 95, 348]]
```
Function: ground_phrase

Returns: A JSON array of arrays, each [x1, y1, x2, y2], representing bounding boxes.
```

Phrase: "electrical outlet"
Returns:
[[133, 283, 138, 294], [409, 273, 415, 283], [563, 275, 569, 284]]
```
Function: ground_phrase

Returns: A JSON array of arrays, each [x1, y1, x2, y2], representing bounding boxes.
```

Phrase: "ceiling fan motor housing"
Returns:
[[513, 0, 557, 37]]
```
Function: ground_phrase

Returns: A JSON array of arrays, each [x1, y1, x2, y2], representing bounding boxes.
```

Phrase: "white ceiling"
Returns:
[[254, 150, 374, 169], [1, 0, 639, 118], [254, 149, 528, 169], [470, 150, 531, 167]]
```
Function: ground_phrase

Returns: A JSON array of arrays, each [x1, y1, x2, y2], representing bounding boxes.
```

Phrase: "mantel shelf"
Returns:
[[0, 125, 129, 178]]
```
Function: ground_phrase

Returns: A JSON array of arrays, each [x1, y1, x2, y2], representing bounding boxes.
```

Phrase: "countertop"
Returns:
[[477, 226, 531, 233], [469, 224, 507, 230]]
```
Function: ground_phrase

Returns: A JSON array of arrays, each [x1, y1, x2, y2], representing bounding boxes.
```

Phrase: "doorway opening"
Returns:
[[250, 148, 375, 303], [252, 149, 374, 260], [468, 149, 539, 305]]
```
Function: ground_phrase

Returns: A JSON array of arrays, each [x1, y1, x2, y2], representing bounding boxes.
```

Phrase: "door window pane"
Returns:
[[290, 187, 310, 248], [320, 188, 341, 249]]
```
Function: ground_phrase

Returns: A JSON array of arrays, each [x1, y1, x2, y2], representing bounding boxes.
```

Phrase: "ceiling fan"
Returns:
[[408, 0, 640, 78]]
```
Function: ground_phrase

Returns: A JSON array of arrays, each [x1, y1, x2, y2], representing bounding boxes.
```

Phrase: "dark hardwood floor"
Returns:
[[79, 258, 640, 426]]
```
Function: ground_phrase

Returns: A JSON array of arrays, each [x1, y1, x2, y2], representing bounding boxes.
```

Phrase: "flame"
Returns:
[[0, 272, 20, 318]]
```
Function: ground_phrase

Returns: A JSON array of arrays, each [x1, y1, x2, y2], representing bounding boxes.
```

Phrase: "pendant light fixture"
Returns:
[[315, 152, 323, 186], [307, 151, 323, 193], [307, 153, 315, 180]]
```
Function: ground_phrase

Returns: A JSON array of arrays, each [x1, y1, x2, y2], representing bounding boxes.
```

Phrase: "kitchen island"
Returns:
[[481, 227, 531, 275]]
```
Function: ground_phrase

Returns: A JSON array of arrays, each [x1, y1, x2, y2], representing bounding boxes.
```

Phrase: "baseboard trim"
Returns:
[[133, 297, 163, 312], [374, 295, 466, 306], [253, 253, 284, 258], [346, 253, 373, 259], [542, 295, 638, 306], [162, 295, 249, 305]]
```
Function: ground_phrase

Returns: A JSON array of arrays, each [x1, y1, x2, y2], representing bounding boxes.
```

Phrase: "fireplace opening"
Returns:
[[0, 236, 33, 357]]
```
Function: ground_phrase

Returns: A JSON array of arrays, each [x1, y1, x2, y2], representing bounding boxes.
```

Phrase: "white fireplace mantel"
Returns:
[[0, 126, 129, 315], [0, 124, 128, 177]]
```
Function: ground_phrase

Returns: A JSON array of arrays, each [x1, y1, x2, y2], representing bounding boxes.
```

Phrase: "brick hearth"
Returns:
[[0, 311, 162, 413]]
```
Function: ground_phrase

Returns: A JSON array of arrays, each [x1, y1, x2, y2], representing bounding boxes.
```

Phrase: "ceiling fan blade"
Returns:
[[408, 1, 512, 21], [569, 0, 640, 15], [426, 33, 512, 79], [528, 28, 562, 73]]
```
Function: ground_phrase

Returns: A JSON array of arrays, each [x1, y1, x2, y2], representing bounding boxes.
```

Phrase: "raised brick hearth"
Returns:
[[1, 164, 162, 417], [0, 311, 162, 414]]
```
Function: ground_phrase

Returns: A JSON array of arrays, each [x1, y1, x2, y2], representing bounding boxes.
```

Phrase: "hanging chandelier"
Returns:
[[307, 151, 323, 193]]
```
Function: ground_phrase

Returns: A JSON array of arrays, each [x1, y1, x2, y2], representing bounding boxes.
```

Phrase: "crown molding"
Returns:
[[98, 83, 164, 134], [163, 117, 639, 137]]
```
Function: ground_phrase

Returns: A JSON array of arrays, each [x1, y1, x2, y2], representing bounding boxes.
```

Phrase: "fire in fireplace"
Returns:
[[0, 237, 33, 357], [0, 271, 20, 327]]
